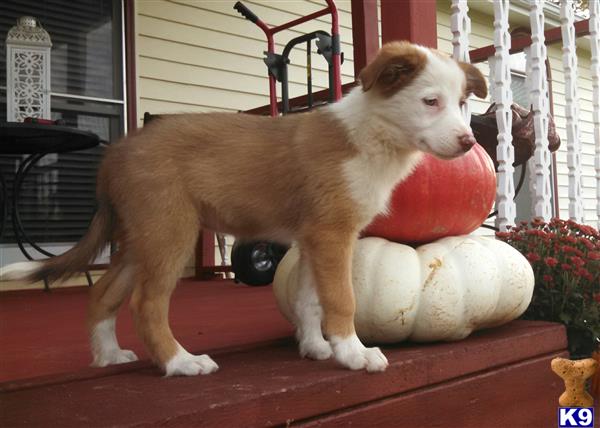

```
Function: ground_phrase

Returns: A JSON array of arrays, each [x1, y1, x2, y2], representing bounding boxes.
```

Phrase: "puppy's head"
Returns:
[[359, 41, 487, 159]]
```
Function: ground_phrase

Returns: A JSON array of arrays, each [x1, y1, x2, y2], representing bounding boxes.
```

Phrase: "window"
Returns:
[[1, 0, 124, 262]]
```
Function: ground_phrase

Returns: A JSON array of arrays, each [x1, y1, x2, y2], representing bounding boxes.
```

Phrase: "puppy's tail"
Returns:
[[0, 202, 113, 284]]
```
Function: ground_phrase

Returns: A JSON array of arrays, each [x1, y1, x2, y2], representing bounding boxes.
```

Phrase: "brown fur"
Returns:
[[24, 41, 481, 372], [359, 41, 427, 94], [458, 62, 488, 99]]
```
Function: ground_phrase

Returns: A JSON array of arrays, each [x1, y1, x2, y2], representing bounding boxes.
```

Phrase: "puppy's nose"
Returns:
[[458, 133, 476, 152]]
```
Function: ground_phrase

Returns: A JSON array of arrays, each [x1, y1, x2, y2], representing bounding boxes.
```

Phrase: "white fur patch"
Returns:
[[164, 343, 219, 377], [341, 150, 423, 225], [0, 261, 42, 281], [294, 262, 333, 361], [330, 334, 388, 372], [90, 317, 138, 367]]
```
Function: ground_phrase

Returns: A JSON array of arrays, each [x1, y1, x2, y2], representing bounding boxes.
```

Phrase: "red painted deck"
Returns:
[[0, 280, 293, 382], [0, 280, 572, 427]]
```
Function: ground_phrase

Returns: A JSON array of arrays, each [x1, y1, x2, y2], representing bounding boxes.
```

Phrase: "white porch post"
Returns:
[[451, 0, 472, 122], [560, 2, 584, 223], [528, 0, 552, 221], [590, 0, 600, 229], [493, 0, 516, 231]]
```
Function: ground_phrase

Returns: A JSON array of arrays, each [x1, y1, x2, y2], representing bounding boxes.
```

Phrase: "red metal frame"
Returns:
[[250, 0, 342, 116]]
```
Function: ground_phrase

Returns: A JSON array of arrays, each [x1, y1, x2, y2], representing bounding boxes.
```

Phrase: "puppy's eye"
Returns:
[[423, 98, 438, 107], [459, 99, 467, 107]]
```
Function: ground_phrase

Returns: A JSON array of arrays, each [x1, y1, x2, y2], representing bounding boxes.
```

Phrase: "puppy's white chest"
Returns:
[[342, 153, 422, 225]]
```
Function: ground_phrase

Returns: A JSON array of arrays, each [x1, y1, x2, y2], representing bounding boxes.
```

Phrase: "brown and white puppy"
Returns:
[[1, 42, 487, 376]]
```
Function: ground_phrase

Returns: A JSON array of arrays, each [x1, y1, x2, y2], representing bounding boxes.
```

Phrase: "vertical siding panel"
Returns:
[[590, 1, 600, 228]]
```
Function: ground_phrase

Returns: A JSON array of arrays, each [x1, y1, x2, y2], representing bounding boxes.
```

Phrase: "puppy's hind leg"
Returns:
[[294, 257, 333, 360], [128, 206, 218, 377], [88, 253, 138, 367]]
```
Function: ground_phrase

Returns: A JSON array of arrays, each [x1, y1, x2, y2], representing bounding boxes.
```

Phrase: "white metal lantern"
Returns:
[[5, 16, 52, 122]]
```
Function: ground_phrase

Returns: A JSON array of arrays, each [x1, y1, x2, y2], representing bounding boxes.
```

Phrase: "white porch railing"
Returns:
[[529, 1, 553, 222], [451, 0, 599, 230], [561, 2, 584, 223]]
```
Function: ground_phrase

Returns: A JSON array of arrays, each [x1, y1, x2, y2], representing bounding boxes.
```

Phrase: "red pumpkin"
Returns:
[[363, 143, 496, 245]]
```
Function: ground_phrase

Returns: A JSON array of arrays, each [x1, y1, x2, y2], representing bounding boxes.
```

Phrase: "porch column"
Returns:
[[351, 0, 379, 78], [380, 0, 437, 48]]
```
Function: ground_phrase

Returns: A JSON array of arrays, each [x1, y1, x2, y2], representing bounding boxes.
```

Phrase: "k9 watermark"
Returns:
[[558, 408, 594, 427]]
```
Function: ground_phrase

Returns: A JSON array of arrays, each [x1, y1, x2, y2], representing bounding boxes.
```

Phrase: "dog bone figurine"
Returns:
[[551, 357, 598, 407]]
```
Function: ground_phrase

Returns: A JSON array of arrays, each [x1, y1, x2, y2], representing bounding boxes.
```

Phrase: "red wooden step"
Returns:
[[0, 280, 293, 383], [0, 321, 568, 427]]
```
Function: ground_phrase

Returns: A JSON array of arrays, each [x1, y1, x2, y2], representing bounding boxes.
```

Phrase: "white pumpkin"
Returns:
[[273, 236, 534, 344]]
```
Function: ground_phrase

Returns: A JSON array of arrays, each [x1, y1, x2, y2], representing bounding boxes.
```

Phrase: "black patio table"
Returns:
[[0, 121, 101, 289]]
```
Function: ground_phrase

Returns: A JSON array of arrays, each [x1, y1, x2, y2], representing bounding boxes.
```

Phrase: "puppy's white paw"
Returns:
[[165, 346, 219, 377], [299, 337, 333, 360], [92, 348, 138, 367], [330, 334, 388, 373]]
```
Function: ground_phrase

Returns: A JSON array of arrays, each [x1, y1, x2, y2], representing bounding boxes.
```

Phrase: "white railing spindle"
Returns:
[[525, 47, 538, 219], [451, 0, 472, 122], [590, 0, 600, 229], [560, 2, 584, 223], [493, 0, 516, 231], [528, 0, 553, 221], [488, 56, 496, 102]]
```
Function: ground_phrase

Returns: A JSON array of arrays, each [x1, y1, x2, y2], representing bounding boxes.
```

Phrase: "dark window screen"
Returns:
[[1, 0, 123, 246]]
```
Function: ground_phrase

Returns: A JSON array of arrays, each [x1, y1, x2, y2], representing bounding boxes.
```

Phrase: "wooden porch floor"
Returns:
[[0, 280, 572, 427]]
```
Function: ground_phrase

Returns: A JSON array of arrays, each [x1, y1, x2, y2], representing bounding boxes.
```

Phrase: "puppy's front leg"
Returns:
[[294, 257, 333, 360], [302, 231, 388, 372]]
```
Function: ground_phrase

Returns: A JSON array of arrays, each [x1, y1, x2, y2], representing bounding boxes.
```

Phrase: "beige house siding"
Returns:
[[135, 0, 356, 123]]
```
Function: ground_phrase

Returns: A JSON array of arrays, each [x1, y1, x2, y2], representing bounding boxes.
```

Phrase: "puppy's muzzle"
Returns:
[[458, 133, 477, 152]]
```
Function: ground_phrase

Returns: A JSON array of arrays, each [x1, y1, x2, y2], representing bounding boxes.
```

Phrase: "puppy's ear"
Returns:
[[359, 42, 427, 94], [459, 62, 487, 99]]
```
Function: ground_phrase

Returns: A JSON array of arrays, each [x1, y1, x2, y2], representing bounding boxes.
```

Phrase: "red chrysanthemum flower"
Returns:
[[532, 217, 545, 226], [580, 238, 595, 251], [587, 251, 600, 261], [574, 267, 592, 280], [561, 236, 578, 244], [570, 256, 585, 268]]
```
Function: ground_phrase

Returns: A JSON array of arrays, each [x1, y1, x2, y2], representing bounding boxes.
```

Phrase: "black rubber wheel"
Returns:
[[231, 240, 289, 286]]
